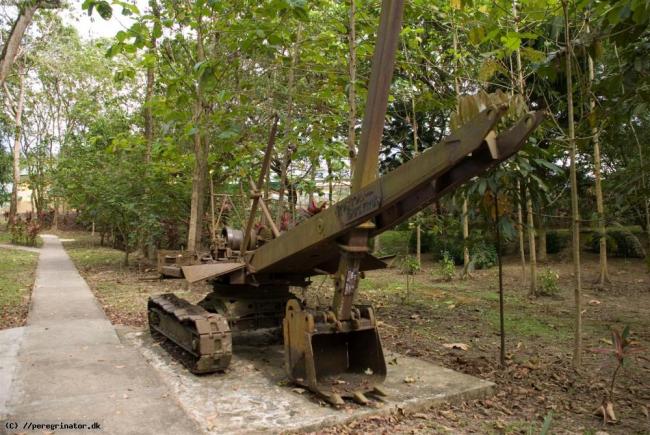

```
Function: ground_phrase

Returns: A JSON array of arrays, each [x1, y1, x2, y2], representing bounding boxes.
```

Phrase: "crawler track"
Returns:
[[148, 293, 232, 374]]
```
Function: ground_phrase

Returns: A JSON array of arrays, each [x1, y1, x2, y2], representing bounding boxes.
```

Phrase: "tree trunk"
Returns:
[[277, 25, 302, 224], [326, 157, 333, 204], [452, 18, 470, 277], [144, 0, 158, 163], [347, 0, 357, 176], [461, 196, 471, 278], [0, 2, 38, 87], [526, 189, 537, 296], [511, 0, 530, 286], [142, 0, 159, 260], [8, 64, 25, 226], [587, 21, 609, 285], [517, 181, 526, 283], [563, 0, 583, 369], [409, 97, 421, 267], [537, 213, 547, 262], [187, 16, 208, 253]]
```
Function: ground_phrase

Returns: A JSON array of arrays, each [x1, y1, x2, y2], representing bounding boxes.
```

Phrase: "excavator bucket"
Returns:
[[283, 300, 386, 405]]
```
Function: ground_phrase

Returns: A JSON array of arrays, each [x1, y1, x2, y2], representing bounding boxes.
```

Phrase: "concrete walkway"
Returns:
[[4, 235, 199, 434]]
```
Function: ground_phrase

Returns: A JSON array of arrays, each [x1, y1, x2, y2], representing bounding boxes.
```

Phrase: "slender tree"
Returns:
[[4, 61, 25, 225], [187, 13, 209, 252], [563, 0, 583, 368], [586, 19, 609, 285], [347, 0, 357, 176], [0, 0, 60, 86]]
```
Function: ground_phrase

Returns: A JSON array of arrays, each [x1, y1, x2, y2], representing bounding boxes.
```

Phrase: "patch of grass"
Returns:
[[484, 308, 570, 341], [0, 228, 43, 247], [0, 230, 12, 244], [0, 248, 38, 329], [66, 246, 124, 270], [482, 291, 522, 303], [58, 231, 103, 249]]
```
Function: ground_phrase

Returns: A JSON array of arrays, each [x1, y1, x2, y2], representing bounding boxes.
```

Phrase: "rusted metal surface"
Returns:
[[148, 294, 232, 374], [249, 107, 504, 275], [330, 0, 405, 323], [241, 115, 279, 255], [181, 262, 244, 284], [200, 285, 293, 332], [283, 300, 386, 406], [249, 177, 280, 238], [352, 0, 406, 192]]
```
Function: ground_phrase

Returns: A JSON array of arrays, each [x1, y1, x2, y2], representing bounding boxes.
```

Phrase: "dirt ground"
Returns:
[[60, 232, 649, 434]]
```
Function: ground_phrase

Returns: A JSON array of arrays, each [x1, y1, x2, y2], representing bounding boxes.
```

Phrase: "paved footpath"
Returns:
[[2, 235, 199, 434]]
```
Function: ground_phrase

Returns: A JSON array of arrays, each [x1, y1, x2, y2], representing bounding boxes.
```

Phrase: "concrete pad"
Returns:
[[0, 327, 24, 419], [121, 329, 495, 434]]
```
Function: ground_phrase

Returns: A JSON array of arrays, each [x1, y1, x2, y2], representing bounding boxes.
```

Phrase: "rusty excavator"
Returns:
[[148, 0, 544, 406]]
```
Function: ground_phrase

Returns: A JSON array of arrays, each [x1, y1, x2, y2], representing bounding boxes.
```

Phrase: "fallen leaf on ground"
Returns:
[[404, 376, 416, 383], [292, 388, 306, 394], [589, 299, 602, 305], [443, 343, 469, 351]]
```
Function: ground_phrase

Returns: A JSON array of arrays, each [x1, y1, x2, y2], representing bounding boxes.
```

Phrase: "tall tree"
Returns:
[[563, 0, 582, 368], [4, 60, 25, 225], [0, 0, 60, 86], [187, 12, 208, 253], [347, 0, 357, 176], [587, 19, 609, 285]]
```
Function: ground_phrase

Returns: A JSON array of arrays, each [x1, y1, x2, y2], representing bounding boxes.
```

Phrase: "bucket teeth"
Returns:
[[325, 393, 345, 407], [372, 385, 387, 397], [352, 391, 369, 405]]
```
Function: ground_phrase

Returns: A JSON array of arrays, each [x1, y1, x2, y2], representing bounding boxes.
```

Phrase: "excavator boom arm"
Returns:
[[249, 108, 543, 276]]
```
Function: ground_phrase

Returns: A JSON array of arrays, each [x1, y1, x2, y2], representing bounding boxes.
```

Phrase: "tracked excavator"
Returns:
[[148, 0, 544, 406]]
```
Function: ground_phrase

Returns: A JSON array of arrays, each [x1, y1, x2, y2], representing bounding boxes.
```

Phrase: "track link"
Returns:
[[148, 293, 232, 374]]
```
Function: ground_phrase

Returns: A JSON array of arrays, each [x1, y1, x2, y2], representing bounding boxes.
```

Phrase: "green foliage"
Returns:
[[437, 251, 456, 281], [470, 241, 497, 270], [10, 220, 41, 247], [376, 230, 410, 256], [538, 268, 560, 297], [0, 145, 10, 207], [527, 411, 553, 435], [428, 214, 465, 264], [545, 230, 570, 254], [399, 255, 420, 275], [587, 229, 646, 259]]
